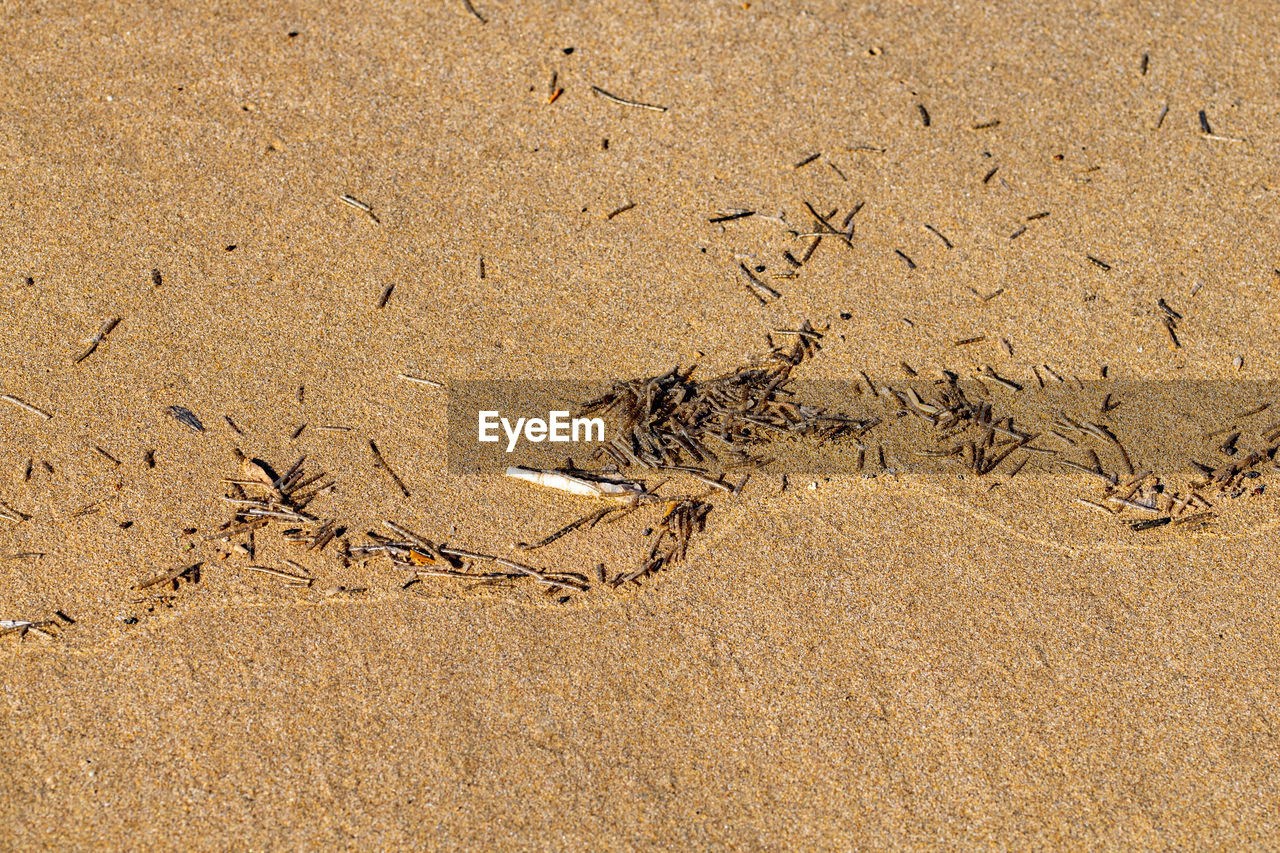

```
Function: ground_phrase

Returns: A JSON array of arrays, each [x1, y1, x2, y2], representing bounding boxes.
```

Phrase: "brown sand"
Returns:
[[1, 0, 1278, 847]]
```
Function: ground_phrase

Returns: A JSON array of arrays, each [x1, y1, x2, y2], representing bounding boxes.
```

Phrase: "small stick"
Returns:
[[136, 562, 202, 590], [224, 415, 245, 435], [461, 0, 487, 23], [1, 395, 52, 420], [1173, 511, 1215, 527], [339, 194, 380, 223], [438, 547, 586, 592], [376, 283, 395, 308], [977, 368, 1021, 392], [801, 202, 854, 246], [1019, 444, 1057, 455], [369, 439, 411, 496], [399, 374, 444, 388], [772, 327, 823, 339], [244, 564, 314, 586], [0, 501, 31, 523], [1076, 498, 1116, 516], [1056, 458, 1118, 484], [68, 500, 104, 519], [1157, 298, 1182, 320], [591, 86, 668, 112], [93, 445, 120, 467], [737, 263, 780, 302], [1107, 495, 1160, 513], [74, 317, 121, 364], [681, 470, 733, 493], [606, 202, 636, 220], [793, 152, 820, 168], [517, 506, 616, 550], [923, 224, 953, 248]]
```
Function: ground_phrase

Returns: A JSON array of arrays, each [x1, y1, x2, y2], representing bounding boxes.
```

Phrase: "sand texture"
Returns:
[[1, 0, 1278, 848]]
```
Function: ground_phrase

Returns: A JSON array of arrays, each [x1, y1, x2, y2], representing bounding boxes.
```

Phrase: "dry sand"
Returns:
[[1, 0, 1278, 848]]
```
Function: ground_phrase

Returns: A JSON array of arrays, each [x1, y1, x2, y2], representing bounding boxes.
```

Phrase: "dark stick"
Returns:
[[591, 86, 668, 112], [369, 439, 411, 496], [923, 223, 953, 248], [709, 210, 754, 224]]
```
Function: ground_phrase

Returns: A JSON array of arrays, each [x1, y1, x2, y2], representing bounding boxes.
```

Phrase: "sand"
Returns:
[[1, 0, 1278, 848]]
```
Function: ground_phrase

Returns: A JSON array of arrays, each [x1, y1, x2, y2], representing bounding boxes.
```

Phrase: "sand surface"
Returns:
[[1, 0, 1278, 848]]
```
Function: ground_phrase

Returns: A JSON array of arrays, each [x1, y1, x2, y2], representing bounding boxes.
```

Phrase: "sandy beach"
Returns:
[[1, 0, 1277, 847]]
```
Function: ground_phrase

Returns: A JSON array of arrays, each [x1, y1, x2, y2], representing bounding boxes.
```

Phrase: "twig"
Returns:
[[1, 395, 52, 420], [339, 194, 380, 223], [399, 374, 444, 388], [73, 317, 121, 364], [243, 564, 314, 586], [591, 86, 668, 112], [369, 439, 411, 496]]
